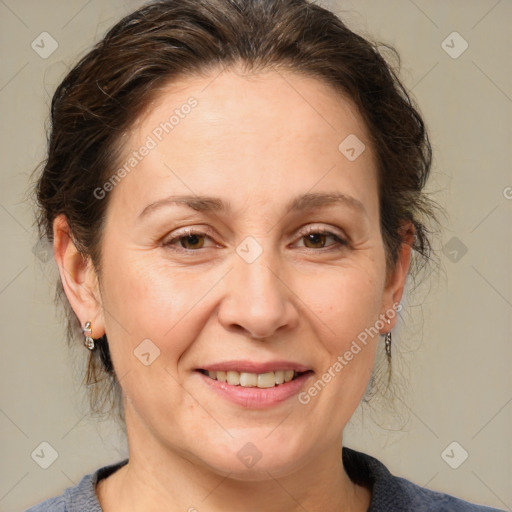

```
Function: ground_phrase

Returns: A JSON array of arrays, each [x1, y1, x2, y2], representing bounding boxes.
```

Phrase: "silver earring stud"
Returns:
[[83, 321, 95, 350]]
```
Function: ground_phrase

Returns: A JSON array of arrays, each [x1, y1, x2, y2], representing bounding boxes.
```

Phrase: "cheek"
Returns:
[[293, 263, 384, 409], [99, 252, 221, 368], [97, 257, 203, 417], [296, 264, 384, 344], [297, 270, 381, 414]]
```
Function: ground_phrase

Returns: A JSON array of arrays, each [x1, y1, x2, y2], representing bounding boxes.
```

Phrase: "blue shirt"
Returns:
[[26, 447, 505, 511]]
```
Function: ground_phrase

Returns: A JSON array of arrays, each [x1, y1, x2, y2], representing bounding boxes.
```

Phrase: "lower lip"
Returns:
[[197, 371, 314, 409]]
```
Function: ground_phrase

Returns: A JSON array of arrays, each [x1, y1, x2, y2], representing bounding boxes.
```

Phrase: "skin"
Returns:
[[53, 67, 413, 512]]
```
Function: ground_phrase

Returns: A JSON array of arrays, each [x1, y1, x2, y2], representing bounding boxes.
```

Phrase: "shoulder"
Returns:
[[25, 459, 129, 512], [25, 496, 66, 512], [342, 447, 505, 512], [384, 473, 504, 511]]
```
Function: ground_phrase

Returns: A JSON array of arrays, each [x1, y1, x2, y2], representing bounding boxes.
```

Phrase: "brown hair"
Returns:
[[33, 0, 443, 426]]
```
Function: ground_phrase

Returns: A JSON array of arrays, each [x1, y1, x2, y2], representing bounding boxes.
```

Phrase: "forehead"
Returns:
[[135, 67, 369, 146], [111, 67, 379, 221]]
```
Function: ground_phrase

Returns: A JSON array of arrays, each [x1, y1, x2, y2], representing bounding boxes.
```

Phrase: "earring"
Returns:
[[385, 318, 392, 359], [83, 321, 95, 350]]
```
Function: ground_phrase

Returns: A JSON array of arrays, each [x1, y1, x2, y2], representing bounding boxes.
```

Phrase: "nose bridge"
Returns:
[[217, 239, 297, 338], [237, 242, 281, 301]]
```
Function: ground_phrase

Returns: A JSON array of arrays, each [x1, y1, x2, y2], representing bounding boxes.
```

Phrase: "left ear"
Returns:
[[380, 221, 415, 332]]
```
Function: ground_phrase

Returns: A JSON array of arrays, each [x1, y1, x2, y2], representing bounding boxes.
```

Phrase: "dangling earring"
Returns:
[[83, 321, 95, 350], [384, 318, 392, 359]]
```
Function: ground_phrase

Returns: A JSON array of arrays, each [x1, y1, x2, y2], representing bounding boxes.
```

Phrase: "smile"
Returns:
[[198, 369, 307, 388]]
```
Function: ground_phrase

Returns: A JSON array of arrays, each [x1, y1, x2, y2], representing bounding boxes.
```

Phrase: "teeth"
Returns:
[[226, 371, 240, 385], [239, 372, 258, 387], [257, 372, 275, 388], [204, 369, 302, 388], [284, 370, 294, 382]]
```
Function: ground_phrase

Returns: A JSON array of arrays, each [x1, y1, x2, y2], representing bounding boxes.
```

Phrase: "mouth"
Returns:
[[196, 362, 315, 409], [197, 369, 312, 389]]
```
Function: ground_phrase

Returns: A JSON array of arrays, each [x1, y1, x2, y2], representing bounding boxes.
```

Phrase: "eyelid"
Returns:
[[163, 223, 349, 252], [297, 224, 346, 238], [162, 226, 219, 249], [294, 224, 349, 248]]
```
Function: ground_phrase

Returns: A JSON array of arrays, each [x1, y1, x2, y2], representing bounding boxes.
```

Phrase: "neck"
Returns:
[[97, 420, 371, 512]]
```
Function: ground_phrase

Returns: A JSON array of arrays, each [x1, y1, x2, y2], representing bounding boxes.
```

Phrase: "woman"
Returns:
[[27, 0, 505, 510]]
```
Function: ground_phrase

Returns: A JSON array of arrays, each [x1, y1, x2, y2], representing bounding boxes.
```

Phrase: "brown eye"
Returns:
[[303, 233, 328, 249], [297, 228, 348, 251], [178, 233, 205, 250], [163, 229, 215, 251]]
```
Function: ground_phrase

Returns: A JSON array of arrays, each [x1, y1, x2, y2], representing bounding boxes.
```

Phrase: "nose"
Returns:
[[217, 250, 300, 340]]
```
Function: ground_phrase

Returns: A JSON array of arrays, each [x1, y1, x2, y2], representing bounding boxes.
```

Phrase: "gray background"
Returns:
[[0, 0, 510, 510]]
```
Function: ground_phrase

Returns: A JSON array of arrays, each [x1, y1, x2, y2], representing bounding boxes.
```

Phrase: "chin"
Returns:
[[188, 431, 311, 481]]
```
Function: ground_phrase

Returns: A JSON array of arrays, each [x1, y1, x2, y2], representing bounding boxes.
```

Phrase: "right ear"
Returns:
[[52, 214, 105, 339]]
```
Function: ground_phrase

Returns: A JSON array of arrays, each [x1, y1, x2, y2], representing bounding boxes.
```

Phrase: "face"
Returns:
[[57, 67, 410, 480]]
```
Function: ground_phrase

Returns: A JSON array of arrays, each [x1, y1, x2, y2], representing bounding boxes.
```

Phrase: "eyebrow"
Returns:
[[138, 192, 367, 220]]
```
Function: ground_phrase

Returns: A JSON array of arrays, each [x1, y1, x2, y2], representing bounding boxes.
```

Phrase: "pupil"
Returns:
[[183, 234, 203, 249], [306, 233, 325, 248]]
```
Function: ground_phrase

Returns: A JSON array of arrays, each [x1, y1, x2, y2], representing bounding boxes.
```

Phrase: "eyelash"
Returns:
[[162, 226, 349, 253]]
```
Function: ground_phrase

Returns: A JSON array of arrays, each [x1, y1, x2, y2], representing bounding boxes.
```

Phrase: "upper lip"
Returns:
[[199, 360, 311, 374]]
